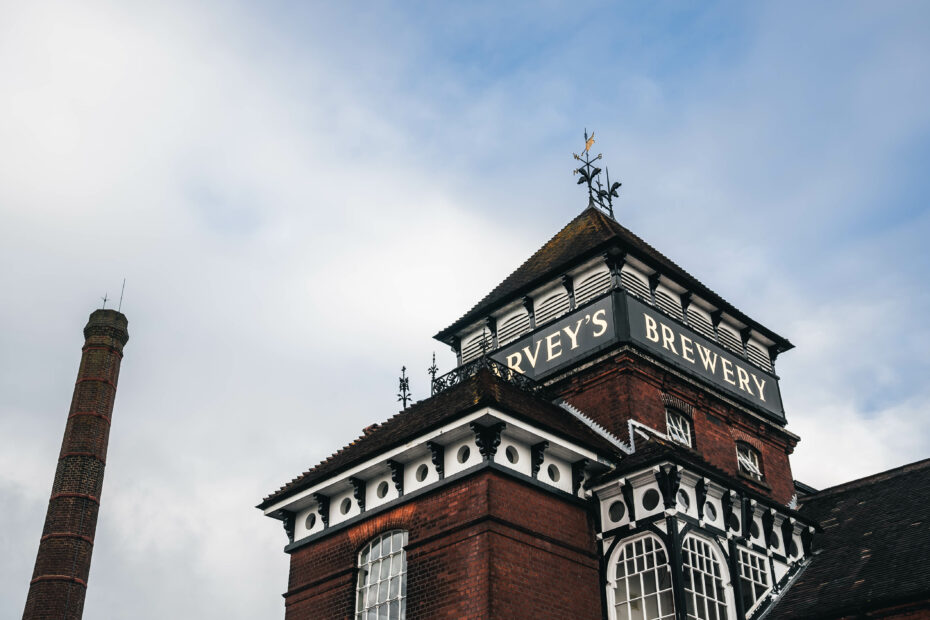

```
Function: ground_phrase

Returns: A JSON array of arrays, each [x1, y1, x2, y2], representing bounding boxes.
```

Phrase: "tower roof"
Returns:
[[434, 206, 792, 353]]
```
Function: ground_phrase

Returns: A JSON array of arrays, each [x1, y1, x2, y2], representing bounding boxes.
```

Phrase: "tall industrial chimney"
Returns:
[[23, 309, 129, 620]]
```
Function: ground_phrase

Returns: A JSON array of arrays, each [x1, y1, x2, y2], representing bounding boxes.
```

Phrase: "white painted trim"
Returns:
[[264, 406, 607, 515]]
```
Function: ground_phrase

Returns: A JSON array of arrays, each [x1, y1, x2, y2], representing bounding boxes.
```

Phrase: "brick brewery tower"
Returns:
[[259, 138, 930, 618], [23, 309, 129, 620]]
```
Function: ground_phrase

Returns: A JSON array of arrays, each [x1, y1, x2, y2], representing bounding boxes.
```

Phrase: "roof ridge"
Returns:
[[806, 457, 930, 499], [557, 399, 633, 454]]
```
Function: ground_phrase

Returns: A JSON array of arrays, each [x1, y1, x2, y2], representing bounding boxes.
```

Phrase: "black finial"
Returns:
[[428, 352, 439, 384], [100, 293, 109, 309], [573, 129, 621, 219], [478, 328, 490, 357], [397, 366, 411, 409]]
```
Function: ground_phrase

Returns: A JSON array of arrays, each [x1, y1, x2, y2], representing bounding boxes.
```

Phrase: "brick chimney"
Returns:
[[23, 309, 129, 620]]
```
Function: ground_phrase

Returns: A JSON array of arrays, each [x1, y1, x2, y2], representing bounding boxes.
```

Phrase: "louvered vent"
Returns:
[[574, 270, 611, 306], [717, 325, 745, 356], [654, 290, 684, 321], [620, 271, 652, 302], [746, 343, 773, 372], [497, 312, 531, 347], [687, 309, 716, 341], [461, 330, 493, 363], [534, 292, 570, 326]]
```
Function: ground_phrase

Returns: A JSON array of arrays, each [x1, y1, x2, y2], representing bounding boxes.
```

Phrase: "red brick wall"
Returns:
[[284, 470, 601, 620], [23, 310, 128, 620], [554, 350, 798, 504]]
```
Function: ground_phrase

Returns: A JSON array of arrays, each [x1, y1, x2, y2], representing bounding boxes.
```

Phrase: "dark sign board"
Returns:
[[491, 291, 785, 422]]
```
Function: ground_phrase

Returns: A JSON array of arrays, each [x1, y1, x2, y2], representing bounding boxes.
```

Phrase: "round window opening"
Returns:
[[376, 481, 389, 499], [608, 500, 626, 522], [339, 498, 352, 515], [750, 521, 761, 539], [768, 533, 780, 549], [456, 445, 470, 464], [677, 489, 690, 510], [505, 446, 519, 464], [704, 502, 718, 521], [547, 464, 561, 482], [642, 488, 661, 511], [415, 464, 429, 482], [305, 513, 316, 530]]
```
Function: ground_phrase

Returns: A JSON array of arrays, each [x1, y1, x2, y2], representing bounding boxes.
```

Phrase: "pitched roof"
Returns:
[[434, 206, 792, 351], [770, 458, 930, 618], [258, 368, 622, 510]]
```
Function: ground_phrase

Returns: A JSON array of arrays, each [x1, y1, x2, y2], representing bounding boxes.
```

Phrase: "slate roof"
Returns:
[[434, 206, 792, 352], [258, 368, 623, 510], [770, 458, 930, 618]]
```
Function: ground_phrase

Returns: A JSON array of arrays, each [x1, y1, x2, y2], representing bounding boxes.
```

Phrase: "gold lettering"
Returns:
[[506, 352, 524, 373], [680, 335, 695, 363], [545, 332, 563, 361], [644, 314, 659, 342], [722, 358, 736, 385], [696, 344, 718, 373], [752, 374, 767, 402], [736, 366, 752, 394], [592, 309, 608, 337], [562, 319, 584, 350], [660, 323, 678, 355], [523, 340, 543, 368]]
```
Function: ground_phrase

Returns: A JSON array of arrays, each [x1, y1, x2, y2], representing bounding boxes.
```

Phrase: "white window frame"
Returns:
[[355, 530, 408, 619], [736, 443, 764, 482], [737, 547, 771, 615], [665, 409, 693, 448], [606, 534, 676, 620], [681, 535, 733, 620]]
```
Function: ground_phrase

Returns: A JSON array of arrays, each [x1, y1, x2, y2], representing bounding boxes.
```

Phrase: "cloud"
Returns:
[[1, 1, 928, 617]]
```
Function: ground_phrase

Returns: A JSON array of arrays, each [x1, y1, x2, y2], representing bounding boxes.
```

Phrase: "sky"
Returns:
[[1, 1, 929, 617]]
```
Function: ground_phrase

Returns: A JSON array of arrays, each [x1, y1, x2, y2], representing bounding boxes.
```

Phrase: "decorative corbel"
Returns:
[[426, 441, 445, 479], [648, 273, 662, 304], [282, 512, 295, 543], [485, 316, 498, 350], [522, 296, 536, 330], [655, 464, 682, 510], [710, 310, 723, 339], [781, 518, 795, 557], [801, 527, 814, 556], [313, 493, 330, 529], [450, 336, 462, 367], [572, 459, 590, 495], [603, 251, 627, 291], [761, 509, 776, 549], [562, 274, 576, 311], [740, 327, 753, 356], [530, 441, 549, 479], [349, 477, 367, 513], [470, 422, 505, 461], [387, 460, 405, 496], [695, 478, 708, 520], [680, 291, 693, 322], [721, 490, 737, 533]]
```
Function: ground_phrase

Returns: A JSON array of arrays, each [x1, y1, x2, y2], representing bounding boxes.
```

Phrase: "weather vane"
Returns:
[[397, 366, 412, 409], [573, 129, 621, 219]]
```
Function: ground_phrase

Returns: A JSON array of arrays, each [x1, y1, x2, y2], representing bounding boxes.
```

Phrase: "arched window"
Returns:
[[356, 530, 408, 619], [736, 443, 764, 482], [682, 536, 730, 620], [609, 535, 676, 620]]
